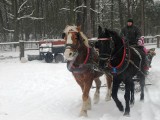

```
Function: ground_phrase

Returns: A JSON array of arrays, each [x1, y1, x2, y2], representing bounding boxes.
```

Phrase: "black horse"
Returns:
[[96, 26, 146, 116]]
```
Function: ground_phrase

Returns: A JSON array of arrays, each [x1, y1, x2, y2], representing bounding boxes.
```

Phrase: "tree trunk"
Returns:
[[91, 0, 95, 36], [13, 0, 19, 42], [0, 8, 6, 42], [118, 0, 124, 28], [127, 0, 131, 18], [69, 0, 75, 24], [111, 0, 114, 30], [76, 0, 83, 26], [84, 0, 92, 38], [141, 0, 145, 36]]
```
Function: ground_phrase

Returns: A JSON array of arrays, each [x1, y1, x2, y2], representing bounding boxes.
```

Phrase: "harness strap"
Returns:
[[130, 47, 142, 70], [129, 60, 145, 76], [84, 47, 90, 64]]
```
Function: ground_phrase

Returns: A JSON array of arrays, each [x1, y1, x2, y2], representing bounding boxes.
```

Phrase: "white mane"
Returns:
[[63, 25, 91, 48], [64, 25, 78, 34]]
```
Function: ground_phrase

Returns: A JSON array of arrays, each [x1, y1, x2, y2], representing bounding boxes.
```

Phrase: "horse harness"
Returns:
[[98, 37, 145, 75], [66, 32, 100, 73], [65, 32, 144, 75]]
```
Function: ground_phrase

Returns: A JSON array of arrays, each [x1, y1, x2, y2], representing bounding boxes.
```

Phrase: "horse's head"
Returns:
[[96, 26, 115, 69], [62, 25, 90, 61]]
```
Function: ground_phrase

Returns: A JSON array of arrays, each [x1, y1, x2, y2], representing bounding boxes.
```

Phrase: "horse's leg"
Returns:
[[124, 78, 131, 116], [79, 79, 93, 117], [93, 78, 101, 104], [130, 80, 135, 106], [112, 77, 124, 112], [105, 74, 112, 101], [75, 78, 84, 92], [140, 74, 145, 101]]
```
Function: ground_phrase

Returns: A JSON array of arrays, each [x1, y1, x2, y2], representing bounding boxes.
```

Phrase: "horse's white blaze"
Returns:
[[66, 33, 73, 44], [64, 33, 74, 60]]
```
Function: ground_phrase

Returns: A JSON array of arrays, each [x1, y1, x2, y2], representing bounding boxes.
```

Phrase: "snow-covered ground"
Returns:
[[0, 46, 160, 120]]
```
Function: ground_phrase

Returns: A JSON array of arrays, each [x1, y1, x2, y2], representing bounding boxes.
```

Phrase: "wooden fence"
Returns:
[[0, 36, 160, 60], [144, 35, 160, 47], [0, 41, 39, 60]]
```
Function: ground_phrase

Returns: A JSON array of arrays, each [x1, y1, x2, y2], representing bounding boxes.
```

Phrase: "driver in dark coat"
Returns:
[[120, 18, 149, 74], [120, 18, 141, 45]]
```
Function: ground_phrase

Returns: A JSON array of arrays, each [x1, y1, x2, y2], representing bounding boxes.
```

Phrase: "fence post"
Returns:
[[157, 36, 160, 48], [19, 40, 24, 60]]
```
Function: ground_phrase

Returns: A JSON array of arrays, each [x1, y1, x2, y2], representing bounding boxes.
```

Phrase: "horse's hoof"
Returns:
[[79, 110, 88, 117], [105, 96, 111, 101], [130, 103, 134, 108], [86, 102, 91, 110], [140, 94, 144, 101], [123, 112, 130, 117], [119, 107, 124, 112], [140, 97, 144, 101], [87, 105, 91, 110], [94, 93, 100, 104], [94, 98, 99, 104], [130, 101, 134, 107], [140, 99, 144, 102], [118, 105, 124, 112]]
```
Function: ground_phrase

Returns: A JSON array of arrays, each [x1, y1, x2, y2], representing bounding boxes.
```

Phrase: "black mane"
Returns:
[[106, 29, 124, 66]]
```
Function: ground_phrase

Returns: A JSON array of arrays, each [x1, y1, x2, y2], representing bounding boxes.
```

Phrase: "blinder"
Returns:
[[98, 37, 115, 56]]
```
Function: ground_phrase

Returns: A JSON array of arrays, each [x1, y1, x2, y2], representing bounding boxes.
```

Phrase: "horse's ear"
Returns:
[[77, 25, 81, 32], [104, 28, 108, 33], [104, 28, 110, 35], [98, 26, 102, 35]]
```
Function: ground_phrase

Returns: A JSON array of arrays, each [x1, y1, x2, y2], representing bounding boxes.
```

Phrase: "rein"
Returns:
[[96, 38, 112, 41]]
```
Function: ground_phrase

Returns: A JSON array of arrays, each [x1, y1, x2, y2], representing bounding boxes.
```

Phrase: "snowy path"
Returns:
[[0, 48, 160, 120]]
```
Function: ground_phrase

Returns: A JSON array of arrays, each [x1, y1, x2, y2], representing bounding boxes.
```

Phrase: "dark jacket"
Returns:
[[120, 25, 141, 45]]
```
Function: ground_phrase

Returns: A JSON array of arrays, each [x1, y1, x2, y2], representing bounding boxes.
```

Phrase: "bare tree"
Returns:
[[118, 0, 124, 28], [141, 0, 145, 35], [84, 0, 92, 37]]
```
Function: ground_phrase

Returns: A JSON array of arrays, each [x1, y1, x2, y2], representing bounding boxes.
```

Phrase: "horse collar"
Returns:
[[67, 47, 90, 73], [108, 38, 130, 75]]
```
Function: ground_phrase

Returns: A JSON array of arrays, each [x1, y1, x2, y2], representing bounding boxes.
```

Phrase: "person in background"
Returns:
[[120, 18, 141, 45]]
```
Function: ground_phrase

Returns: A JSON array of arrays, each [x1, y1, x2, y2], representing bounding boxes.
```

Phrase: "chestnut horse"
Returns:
[[63, 25, 112, 117]]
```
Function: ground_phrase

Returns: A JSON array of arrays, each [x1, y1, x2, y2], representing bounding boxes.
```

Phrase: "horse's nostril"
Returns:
[[69, 53, 72, 56]]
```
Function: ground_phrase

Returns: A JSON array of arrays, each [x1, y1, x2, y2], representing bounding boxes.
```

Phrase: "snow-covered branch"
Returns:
[[17, 16, 44, 21], [59, 8, 70, 11], [2, 0, 12, 5], [7, 13, 15, 19], [73, 5, 86, 11], [28, 17, 44, 20], [17, 10, 44, 20], [18, 0, 28, 14], [3, 27, 14, 32], [90, 8, 101, 14]]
